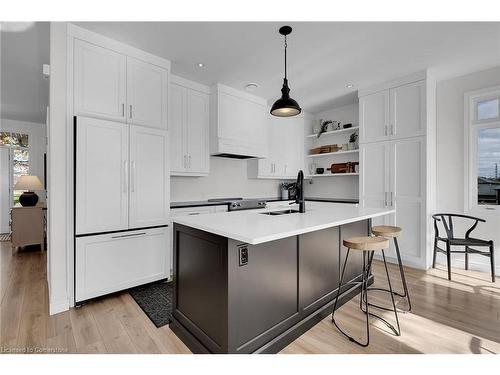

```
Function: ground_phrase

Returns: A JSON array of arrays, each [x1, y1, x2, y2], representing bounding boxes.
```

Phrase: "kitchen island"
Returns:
[[170, 202, 394, 353]]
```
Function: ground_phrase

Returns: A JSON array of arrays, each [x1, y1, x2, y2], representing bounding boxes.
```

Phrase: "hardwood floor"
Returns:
[[0, 241, 498, 354]]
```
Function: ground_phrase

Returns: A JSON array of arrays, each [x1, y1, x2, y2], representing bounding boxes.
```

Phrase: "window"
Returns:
[[465, 87, 500, 214], [0, 131, 30, 206]]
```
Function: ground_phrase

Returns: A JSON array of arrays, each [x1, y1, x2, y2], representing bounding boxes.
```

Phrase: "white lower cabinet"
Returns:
[[360, 137, 425, 266], [75, 227, 170, 302]]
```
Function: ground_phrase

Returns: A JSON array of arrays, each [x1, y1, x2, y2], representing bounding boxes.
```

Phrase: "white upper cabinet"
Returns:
[[390, 80, 426, 139], [186, 89, 209, 174], [129, 125, 170, 228], [359, 80, 426, 143], [359, 90, 390, 143], [210, 84, 267, 158], [170, 76, 210, 176], [126, 57, 169, 130], [248, 115, 305, 179], [75, 117, 129, 235], [169, 83, 186, 173], [74, 39, 169, 129], [74, 39, 127, 122]]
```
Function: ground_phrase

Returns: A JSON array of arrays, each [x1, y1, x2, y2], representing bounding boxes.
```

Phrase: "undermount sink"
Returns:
[[260, 209, 300, 216]]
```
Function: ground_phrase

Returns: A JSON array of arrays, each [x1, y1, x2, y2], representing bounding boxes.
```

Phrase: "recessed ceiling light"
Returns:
[[346, 83, 354, 88], [245, 83, 259, 91], [196, 63, 205, 68]]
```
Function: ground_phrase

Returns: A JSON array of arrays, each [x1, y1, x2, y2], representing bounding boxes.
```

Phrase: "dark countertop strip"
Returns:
[[171, 197, 358, 209]]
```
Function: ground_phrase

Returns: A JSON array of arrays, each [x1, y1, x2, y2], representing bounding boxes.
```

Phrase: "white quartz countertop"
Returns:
[[172, 202, 395, 245]]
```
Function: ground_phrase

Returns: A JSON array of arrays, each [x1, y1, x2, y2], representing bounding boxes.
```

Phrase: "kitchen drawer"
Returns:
[[75, 227, 170, 302], [170, 206, 216, 216]]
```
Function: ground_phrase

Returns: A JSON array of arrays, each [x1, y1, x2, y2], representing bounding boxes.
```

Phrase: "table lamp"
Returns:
[[13, 175, 44, 207]]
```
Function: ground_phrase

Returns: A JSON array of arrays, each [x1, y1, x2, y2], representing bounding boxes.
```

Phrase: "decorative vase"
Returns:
[[19, 191, 39, 207]]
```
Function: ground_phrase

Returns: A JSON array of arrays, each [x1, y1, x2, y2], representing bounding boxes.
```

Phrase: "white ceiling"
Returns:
[[1, 22, 500, 123], [1, 22, 49, 124]]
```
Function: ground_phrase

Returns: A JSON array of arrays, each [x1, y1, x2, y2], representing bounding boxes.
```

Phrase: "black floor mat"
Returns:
[[129, 280, 173, 328]]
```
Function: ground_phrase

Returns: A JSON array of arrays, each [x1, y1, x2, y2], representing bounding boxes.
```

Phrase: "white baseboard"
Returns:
[[373, 253, 426, 270], [49, 299, 70, 315], [434, 253, 499, 276]]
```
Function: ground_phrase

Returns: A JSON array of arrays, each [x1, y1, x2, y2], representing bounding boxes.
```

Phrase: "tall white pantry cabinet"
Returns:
[[71, 28, 171, 304], [359, 71, 435, 269]]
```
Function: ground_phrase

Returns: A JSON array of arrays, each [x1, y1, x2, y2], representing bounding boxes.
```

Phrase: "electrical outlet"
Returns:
[[238, 246, 248, 266]]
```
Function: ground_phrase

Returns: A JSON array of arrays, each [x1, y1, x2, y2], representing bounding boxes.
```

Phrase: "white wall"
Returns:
[[305, 102, 359, 199], [0, 118, 47, 202], [47, 22, 70, 315], [436, 66, 500, 275], [171, 157, 285, 201]]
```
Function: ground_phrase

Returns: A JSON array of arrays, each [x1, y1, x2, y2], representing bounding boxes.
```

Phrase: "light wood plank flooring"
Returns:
[[1, 241, 498, 354]]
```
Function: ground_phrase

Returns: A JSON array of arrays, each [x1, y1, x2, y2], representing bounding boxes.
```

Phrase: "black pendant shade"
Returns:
[[271, 26, 301, 117]]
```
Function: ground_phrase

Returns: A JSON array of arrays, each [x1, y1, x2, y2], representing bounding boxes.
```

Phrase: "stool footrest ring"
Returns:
[[362, 286, 411, 313]]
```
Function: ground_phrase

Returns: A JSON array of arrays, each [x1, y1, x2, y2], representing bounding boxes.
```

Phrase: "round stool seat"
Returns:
[[343, 236, 389, 251], [371, 225, 402, 238]]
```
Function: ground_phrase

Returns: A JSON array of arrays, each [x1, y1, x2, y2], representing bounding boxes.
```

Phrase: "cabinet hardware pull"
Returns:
[[122, 103, 125, 117], [390, 191, 394, 206], [384, 192, 388, 207], [129, 105, 132, 119], [111, 232, 146, 239], [183, 155, 186, 169], [130, 161, 136, 192], [390, 124, 394, 136], [385, 125, 388, 136], [188, 154, 191, 169]]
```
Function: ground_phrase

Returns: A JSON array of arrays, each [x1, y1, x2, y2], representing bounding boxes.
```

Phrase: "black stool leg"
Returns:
[[490, 242, 495, 283], [394, 237, 412, 312], [332, 249, 370, 347], [381, 249, 401, 336]]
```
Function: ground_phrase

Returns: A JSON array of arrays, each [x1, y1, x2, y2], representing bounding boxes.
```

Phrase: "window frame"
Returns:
[[464, 86, 500, 215]]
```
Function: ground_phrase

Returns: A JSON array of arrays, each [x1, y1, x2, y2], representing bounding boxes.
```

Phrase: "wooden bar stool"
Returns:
[[331, 236, 401, 347], [369, 225, 412, 313]]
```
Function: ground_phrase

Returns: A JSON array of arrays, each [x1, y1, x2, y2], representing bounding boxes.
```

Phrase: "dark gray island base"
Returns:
[[170, 220, 372, 354]]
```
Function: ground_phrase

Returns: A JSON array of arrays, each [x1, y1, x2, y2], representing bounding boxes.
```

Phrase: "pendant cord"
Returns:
[[284, 35, 287, 80]]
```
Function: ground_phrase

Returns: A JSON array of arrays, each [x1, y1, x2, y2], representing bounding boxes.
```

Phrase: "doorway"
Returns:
[[0, 147, 11, 234]]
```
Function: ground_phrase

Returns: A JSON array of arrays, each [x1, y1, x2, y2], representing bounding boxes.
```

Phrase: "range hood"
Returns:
[[209, 84, 268, 159]]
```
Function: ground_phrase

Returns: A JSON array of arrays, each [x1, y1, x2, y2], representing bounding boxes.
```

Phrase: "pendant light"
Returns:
[[270, 25, 301, 117]]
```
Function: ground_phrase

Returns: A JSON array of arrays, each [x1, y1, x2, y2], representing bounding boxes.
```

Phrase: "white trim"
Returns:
[[464, 86, 500, 216], [434, 257, 499, 277], [67, 24, 170, 70], [358, 70, 427, 98], [211, 83, 267, 106], [171, 74, 210, 94], [49, 298, 70, 315]]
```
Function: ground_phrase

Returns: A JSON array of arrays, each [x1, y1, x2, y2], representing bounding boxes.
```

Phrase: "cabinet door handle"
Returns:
[[122, 103, 125, 117], [384, 192, 388, 207], [123, 161, 128, 193], [390, 124, 394, 136], [111, 232, 146, 239], [183, 155, 187, 169], [129, 105, 133, 119], [390, 191, 394, 206], [384, 125, 388, 136], [130, 161, 136, 192], [188, 154, 191, 169]]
